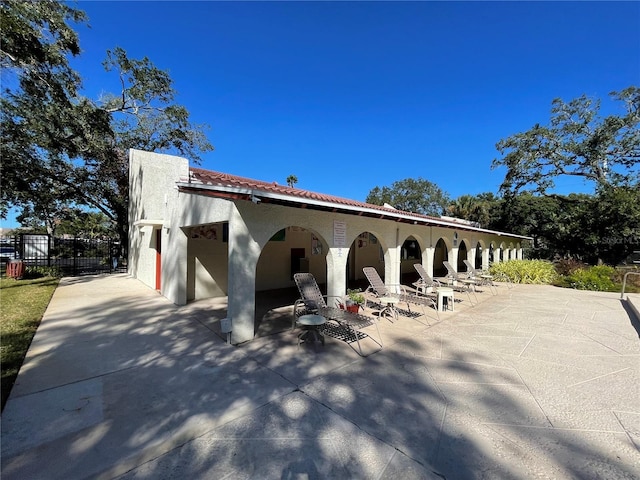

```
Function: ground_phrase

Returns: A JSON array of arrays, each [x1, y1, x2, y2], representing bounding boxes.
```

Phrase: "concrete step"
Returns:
[[624, 293, 640, 322]]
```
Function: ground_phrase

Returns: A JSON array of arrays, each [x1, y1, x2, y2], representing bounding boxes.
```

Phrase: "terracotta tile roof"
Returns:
[[185, 167, 530, 239], [189, 167, 422, 216]]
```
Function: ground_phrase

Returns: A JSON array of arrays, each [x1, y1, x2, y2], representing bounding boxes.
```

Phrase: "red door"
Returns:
[[155, 230, 162, 290]]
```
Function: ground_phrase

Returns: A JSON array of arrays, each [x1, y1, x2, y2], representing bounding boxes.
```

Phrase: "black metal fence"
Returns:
[[1, 234, 126, 277]]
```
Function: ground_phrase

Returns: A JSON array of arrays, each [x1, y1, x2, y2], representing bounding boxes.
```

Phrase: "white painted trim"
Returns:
[[133, 219, 164, 228], [175, 182, 532, 241]]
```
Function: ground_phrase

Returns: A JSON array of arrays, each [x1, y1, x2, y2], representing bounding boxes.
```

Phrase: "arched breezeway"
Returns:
[[180, 217, 527, 342], [129, 149, 531, 345]]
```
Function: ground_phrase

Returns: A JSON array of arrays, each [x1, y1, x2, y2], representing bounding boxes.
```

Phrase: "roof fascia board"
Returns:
[[176, 182, 532, 241]]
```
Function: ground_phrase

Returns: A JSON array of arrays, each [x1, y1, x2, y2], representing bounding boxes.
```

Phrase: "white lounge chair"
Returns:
[[362, 266, 439, 323], [293, 273, 382, 356]]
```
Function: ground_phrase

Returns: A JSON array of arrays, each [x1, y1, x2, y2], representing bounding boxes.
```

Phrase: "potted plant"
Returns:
[[345, 288, 365, 313]]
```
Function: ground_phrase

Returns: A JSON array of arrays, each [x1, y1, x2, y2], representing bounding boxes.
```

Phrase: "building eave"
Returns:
[[176, 182, 532, 241]]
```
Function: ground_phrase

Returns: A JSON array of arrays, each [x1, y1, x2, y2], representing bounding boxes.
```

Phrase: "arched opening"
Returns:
[[475, 242, 483, 269], [254, 225, 329, 336], [347, 231, 384, 290], [457, 240, 468, 272], [434, 238, 448, 277], [400, 235, 422, 285]]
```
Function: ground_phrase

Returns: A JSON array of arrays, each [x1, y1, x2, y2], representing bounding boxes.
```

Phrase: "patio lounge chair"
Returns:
[[463, 259, 497, 295], [293, 273, 382, 356], [362, 266, 439, 323], [413, 263, 450, 296], [441, 261, 479, 304], [463, 259, 482, 277], [412, 263, 443, 294]]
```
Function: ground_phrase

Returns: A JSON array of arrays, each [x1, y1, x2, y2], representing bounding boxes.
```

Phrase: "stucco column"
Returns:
[[494, 247, 501, 264], [163, 225, 188, 305], [449, 247, 459, 272], [227, 209, 260, 344], [327, 247, 348, 307], [482, 247, 490, 270], [468, 245, 477, 269], [384, 245, 402, 291], [517, 247, 524, 260], [424, 246, 435, 277]]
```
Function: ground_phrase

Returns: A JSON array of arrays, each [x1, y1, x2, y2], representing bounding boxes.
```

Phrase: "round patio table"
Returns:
[[296, 314, 327, 349], [378, 296, 400, 322]]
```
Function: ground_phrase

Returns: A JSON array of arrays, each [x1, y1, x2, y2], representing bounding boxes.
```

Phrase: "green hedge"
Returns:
[[489, 260, 558, 284], [488, 260, 631, 292], [555, 265, 617, 292]]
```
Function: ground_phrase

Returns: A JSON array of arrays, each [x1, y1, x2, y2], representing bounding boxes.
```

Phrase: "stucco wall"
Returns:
[[255, 227, 329, 291], [186, 224, 229, 301], [128, 149, 189, 291]]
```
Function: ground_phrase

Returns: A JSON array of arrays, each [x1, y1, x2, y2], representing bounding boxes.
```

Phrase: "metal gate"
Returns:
[[1, 234, 125, 277]]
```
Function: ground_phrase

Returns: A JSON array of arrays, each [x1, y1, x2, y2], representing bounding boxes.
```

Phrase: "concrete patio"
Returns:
[[1, 274, 639, 479]]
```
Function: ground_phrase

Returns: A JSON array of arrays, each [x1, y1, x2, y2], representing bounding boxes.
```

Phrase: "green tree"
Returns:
[[82, 47, 213, 249], [1, 3, 213, 251], [286, 174, 298, 187], [0, 0, 84, 98], [56, 210, 115, 239], [0, 0, 88, 219], [489, 193, 588, 260], [366, 178, 450, 216], [492, 87, 640, 196], [447, 193, 500, 227], [589, 185, 640, 264]]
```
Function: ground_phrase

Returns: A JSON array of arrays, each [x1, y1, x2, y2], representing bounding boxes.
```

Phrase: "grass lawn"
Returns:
[[1, 276, 59, 411]]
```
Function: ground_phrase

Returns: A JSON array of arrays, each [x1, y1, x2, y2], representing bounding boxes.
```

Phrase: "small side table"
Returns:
[[436, 287, 454, 312], [378, 296, 400, 322], [296, 314, 327, 349]]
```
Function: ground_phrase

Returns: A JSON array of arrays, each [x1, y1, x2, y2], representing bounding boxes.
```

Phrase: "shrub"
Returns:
[[553, 257, 586, 276], [489, 260, 558, 284], [557, 265, 617, 291], [613, 267, 640, 293], [23, 266, 63, 279]]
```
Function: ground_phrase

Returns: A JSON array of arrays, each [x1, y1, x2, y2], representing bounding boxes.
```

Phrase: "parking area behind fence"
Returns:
[[1, 234, 126, 278]]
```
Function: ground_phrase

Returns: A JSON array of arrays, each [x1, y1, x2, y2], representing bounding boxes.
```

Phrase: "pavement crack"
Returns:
[[566, 367, 631, 388]]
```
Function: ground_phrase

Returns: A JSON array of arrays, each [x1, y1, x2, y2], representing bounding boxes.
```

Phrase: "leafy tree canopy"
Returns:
[[488, 188, 640, 265], [286, 174, 298, 187], [366, 178, 450, 216], [0, 0, 85, 99], [492, 87, 640, 196], [0, 1, 213, 250], [446, 193, 501, 228]]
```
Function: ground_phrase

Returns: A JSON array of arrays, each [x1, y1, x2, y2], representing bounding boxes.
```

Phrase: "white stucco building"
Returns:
[[128, 149, 529, 344]]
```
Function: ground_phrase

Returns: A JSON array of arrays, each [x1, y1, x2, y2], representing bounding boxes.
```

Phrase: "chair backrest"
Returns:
[[293, 273, 327, 310], [463, 259, 479, 276], [414, 263, 436, 286], [442, 261, 459, 279], [363, 267, 390, 296]]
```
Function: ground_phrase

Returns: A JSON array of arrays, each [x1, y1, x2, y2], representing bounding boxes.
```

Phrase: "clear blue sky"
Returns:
[[3, 1, 639, 228]]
